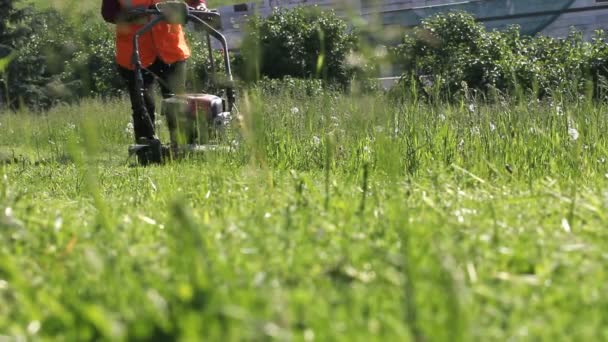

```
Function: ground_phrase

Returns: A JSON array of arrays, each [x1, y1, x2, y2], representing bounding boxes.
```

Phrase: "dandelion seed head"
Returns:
[[568, 128, 579, 141], [458, 139, 465, 150], [567, 118, 575, 128], [125, 122, 134, 136], [420, 75, 433, 88], [54, 216, 62, 231], [27, 321, 41, 335]]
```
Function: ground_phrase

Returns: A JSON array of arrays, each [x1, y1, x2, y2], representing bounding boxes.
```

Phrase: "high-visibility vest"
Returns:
[[116, 0, 191, 69]]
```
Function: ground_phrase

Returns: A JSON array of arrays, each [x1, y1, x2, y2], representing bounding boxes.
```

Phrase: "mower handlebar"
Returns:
[[129, 4, 220, 22]]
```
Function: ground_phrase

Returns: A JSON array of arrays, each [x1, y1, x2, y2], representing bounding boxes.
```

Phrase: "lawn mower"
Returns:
[[127, 1, 237, 165]]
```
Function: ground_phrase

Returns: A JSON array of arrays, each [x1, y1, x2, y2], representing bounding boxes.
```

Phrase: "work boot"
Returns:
[[133, 136, 162, 166], [132, 112, 156, 143], [136, 136, 159, 145]]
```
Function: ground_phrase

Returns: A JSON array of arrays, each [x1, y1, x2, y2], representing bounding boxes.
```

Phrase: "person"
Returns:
[[101, 0, 207, 143]]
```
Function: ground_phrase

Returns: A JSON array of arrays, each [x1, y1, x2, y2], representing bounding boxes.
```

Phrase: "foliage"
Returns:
[[393, 11, 608, 101], [238, 6, 358, 86], [253, 76, 328, 98], [0, 0, 31, 48], [60, 19, 125, 100], [0, 0, 41, 109], [2, 8, 120, 109]]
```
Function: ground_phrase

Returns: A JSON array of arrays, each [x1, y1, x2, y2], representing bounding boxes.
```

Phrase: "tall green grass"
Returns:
[[1, 90, 607, 340]]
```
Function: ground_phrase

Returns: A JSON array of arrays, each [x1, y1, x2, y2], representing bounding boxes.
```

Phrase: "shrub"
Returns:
[[60, 19, 125, 100], [238, 6, 358, 86], [5, 9, 121, 109], [254, 76, 328, 98], [1, 0, 50, 109], [393, 11, 608, 101]]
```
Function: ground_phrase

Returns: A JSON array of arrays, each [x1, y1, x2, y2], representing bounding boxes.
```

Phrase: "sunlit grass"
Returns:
[[1, 89, 608, 340]]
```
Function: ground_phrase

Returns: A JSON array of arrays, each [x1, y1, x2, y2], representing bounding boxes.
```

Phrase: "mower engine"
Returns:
[[162, 94, 232, 146]]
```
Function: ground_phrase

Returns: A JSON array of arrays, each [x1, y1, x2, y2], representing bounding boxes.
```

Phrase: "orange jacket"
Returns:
[[115, 0, 191, 69]]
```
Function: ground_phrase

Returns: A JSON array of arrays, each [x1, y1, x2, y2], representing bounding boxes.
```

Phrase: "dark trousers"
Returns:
[[118, 58, 186, 140]]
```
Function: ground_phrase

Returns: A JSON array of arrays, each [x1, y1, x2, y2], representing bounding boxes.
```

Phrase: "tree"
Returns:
[[0, 0, 38, 109], [0, 0, 30, 47], [1, 0, 25, 107]]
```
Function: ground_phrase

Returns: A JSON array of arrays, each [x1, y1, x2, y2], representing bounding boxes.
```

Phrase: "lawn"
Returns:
[[1, 89, 607, 340]]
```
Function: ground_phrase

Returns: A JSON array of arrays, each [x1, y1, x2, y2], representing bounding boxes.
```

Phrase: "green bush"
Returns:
[[393, 11, 608, 101], [60, 19, 125, 100], [238, 6, 358, 86], [1, 0, 49, 109], [254, 76, 328, 98]]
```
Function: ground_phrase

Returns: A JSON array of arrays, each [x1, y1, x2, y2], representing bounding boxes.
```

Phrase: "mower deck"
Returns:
[[128, 142, 233, 165]]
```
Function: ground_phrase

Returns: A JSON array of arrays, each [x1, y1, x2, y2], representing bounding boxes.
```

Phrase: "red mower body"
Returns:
[[162, 93, 226, 145]]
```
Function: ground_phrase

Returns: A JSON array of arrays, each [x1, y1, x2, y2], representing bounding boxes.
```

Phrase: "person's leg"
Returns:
[[155, 60, 190, 143], [143, 58, 176, 127], [158, 60, 187, 98], [118, 65, 157, 140], [142, 78, 156, 126]]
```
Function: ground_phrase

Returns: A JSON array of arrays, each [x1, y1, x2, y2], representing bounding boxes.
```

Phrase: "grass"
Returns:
[[1, 87, 608, 340]]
